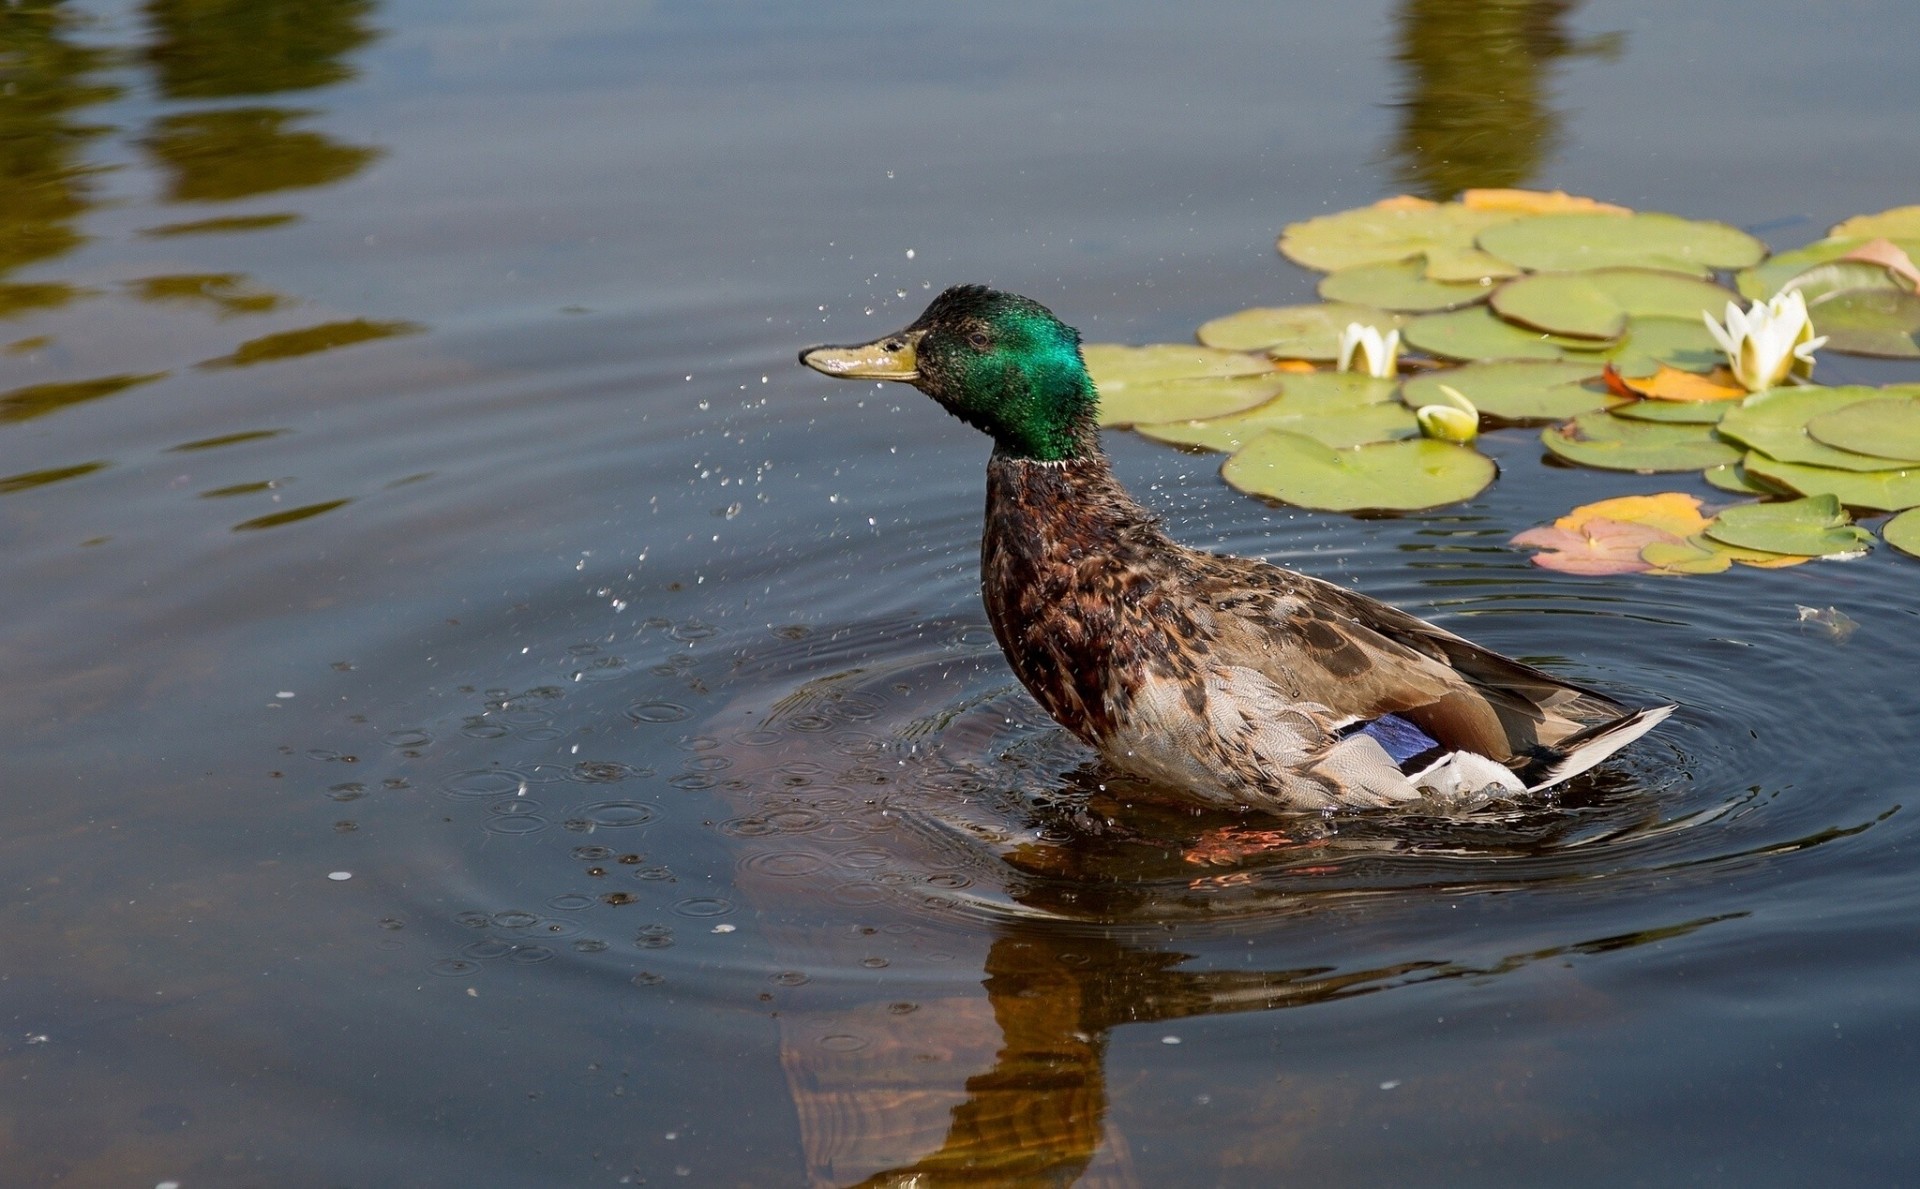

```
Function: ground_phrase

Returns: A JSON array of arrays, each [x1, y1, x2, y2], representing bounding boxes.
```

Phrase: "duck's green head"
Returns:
[[800, 285, 1099, 462]]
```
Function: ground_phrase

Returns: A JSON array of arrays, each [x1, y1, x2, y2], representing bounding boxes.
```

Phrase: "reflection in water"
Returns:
[[1389, 0, 1622, 198], [140, 107, 382, 203], [143, 0, 377, 98]]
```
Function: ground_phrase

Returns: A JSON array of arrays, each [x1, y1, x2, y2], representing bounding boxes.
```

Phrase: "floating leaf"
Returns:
[[1195, 303, 1403, 358], [1780, 260, 1912, 305], [1805, 288, 1920, 358], [1460, 189, 1632, 216], [1318, 260, 1489, 312], [1702, 494, 1872, 557], [1702, 462, 1782, 495], [1841, 238, 1920, 291], [1278, 199, 1523, 283], [1141, 398, 1415, 453], [1734, 237, 1920, 301], [1716, 386, 1897, 471], [1479, 212, 1765, 276], [1580, 316, 1724, 378], [1618, 364, 1746, 403], [1400, 361, 1611, 423], [1491, 268, 1736, 341], [1612, 399, 1727, 425], [1882, 507, 1920, 558], [1637, 536, 1733, 574], [1511, 518, 1666, 574], [1402, 306, 1592, 361], [1083, 343, 1275, 383], [1741, 453, 1920, 513], [1222, 431, 1494, 511], [1095, 375, 1287, 428], [1804, 396, 1920, 462], [1541, 411, 1740, 472], [1831, 206, 1920, 240]]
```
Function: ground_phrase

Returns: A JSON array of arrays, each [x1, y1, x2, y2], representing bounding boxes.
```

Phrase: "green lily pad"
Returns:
[[1541, 412, 1740, 472], [1734, 237, 1920, 301], [1479, 212, 1765, 277], [1702, 462, 1783, 495], [1568, 316, 1724, 379], [1279, 203, 1523, 283], [1194, 303, 1404, 358], [1142, 398, 1416, 453], [1779, 260, 1911, 304], [1318, 259, 1491, 312], [1399, 361, 1611, 423], [1741, 452, 1920, 513], [1082, 343, 1275, 383], [1403, 306, 1594, 361], [1222, 431, 1495, 511], [1703, 494, 1872, 557], [1612, 399, 1727, 425], [1804, 396, 1920, 462], [1715, 386, 1898, 471], [1881, 506, 1920, 558], [1805, 288, 1920, 358], [1831, 206, 1920, 239], [1638, 537, 1734, 574], [1094, 374, 1289, 428], [1491, 268, 1738, 341]]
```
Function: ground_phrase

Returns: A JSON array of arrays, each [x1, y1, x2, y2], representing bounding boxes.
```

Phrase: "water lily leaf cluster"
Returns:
[[1088, 193, 1920, 549]]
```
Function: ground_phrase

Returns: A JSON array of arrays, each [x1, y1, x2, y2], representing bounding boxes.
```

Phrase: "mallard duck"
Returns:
[[800, 286, 1672, 812]]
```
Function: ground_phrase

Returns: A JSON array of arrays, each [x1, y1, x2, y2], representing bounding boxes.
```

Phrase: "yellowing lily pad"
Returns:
[[1318, 260, 1489, 312], [1222, 431, 1495, 511], [1278, 200, 1523, 283], [1400, 361, 1612, 423], [1804, 396, 1920, 462], [1195, 303, 1404, 358], [1478, 212, 1766, 277], [1541, 411, 1740, 472], [1620, 365, 1747, 403], [1831, 206, 1920, 240], [1734, 237, 1920, 302], [1702, 494, 1873, 557], [1741, 452, 1920, 513], [1715, 386, 1898, 471], [1460, 189, 1632, 216], [1491, 268, 1737, 341], [1881, 506, 1920, 558], [1509, 492, 1707, 575]]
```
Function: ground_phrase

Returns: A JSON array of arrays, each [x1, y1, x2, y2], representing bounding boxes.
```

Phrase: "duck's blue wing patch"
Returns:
[[1348, 713, 1442, 766]]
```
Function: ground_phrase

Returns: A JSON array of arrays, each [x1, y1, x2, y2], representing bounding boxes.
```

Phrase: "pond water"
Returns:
[[7, 0, 1920, 1184]]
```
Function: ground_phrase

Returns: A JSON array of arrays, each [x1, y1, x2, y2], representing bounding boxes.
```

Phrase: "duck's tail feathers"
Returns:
[[1520, 704, 1674, 792]]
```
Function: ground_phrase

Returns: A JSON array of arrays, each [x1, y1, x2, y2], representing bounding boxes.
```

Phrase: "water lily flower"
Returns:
[[1703, 291, 1828, 392], [1337, 322, 1401, 379], [1415, 383, 1478, 443]]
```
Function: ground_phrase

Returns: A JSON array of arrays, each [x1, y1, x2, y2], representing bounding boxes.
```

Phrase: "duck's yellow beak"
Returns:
[[798, 330, 921, 382]]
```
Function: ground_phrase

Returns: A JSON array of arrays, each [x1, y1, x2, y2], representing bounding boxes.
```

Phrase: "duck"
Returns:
[[799, 285, 1672, 812]]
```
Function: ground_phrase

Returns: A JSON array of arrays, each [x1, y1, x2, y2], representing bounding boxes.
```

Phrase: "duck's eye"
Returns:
[[884, 339, 904, 352], [966, 331, 991, 350]]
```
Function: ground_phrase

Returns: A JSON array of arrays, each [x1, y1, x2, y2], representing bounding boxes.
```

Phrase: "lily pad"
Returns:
[[1141, 398, 1416, 453], [1399, 361, 1612, 423], [1402, 306, 1595, 361], [1541, 411, 1740, 472], [1195, 303, 1404, 358], [1222, 431, 1495, 511], [1479, 212, 1766, 277], [1082, 343, 1275, 383], [1577, 316, 1725, 379], [1612, 399, 1727, 425], [1881, 506, 1920, 558], [1094, 374, 1289, 428], [1831, 206, 1920, 240], [1279, 199, 1523, 283], [1318, 260, 1490, 312], [1702, 494, 1872, 557], [1734, 237, 1920, 301], [1805, 288, 1920, 358], [1491, 268, 1737, 341], [1510, 492, 1708, 575], [1741, 453, 1920, 513], [1715, 386, 1898, 471], [1703, 462, 1783, 495], [1805, 396, 1920, 462]]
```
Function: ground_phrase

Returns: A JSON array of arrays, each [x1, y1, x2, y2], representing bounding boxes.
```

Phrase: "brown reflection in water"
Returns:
[[1389, 0, 1622, 199], [139, 107, 381, 203], [143, 0, 377, 98]]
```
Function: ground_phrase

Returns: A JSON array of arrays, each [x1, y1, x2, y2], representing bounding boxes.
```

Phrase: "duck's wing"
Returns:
[[1192, 555, 1631, 762]]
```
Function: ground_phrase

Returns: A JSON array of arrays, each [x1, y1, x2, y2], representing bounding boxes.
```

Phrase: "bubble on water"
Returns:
[[442, 769, 527, 799], [574, 801, 655, 828], [626, 701, 691, 724]]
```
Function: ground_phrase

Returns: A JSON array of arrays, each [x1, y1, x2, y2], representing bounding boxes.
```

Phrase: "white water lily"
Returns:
[[1337, 322, 1401, 379], [1415, 383, 1479, 443], [1703, 291, 1828, 392]]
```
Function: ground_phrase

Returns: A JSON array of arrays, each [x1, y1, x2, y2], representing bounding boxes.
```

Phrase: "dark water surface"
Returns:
[[7, 0, 1920, 1184]]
